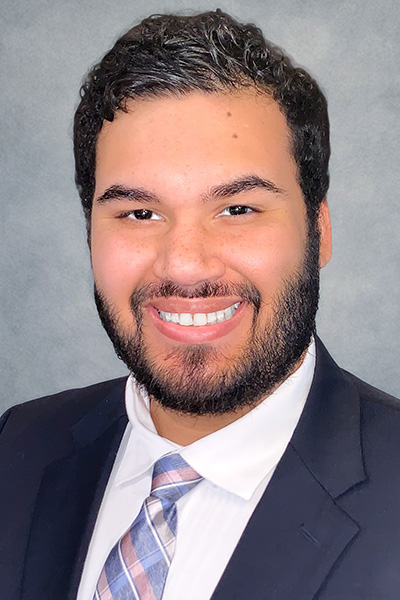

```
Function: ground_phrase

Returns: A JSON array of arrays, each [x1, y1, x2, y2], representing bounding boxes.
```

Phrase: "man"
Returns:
[[1, 9, 399, 600]]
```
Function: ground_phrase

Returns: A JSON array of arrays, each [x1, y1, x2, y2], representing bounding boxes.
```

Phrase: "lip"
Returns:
[[146, 301, 247, 344], [148, 296, 243, 314]]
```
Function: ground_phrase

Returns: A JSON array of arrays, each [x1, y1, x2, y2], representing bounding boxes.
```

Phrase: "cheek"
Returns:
[[90, 232, 153, 301], [220, 225, 306, 290]]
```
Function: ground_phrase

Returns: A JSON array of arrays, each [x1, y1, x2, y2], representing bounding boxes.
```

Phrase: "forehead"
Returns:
[[95, 90, 297, 198]]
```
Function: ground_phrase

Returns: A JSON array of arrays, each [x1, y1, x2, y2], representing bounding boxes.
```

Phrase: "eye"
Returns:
[[121, 209, 163, 221], [217, 205, 257, 217]]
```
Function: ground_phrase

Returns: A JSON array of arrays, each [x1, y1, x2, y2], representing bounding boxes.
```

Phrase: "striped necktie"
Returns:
[[94, 453, 203, 599]]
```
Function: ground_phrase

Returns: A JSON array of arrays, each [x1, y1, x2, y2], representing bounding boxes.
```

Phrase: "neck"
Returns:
[[149, 399, 257, 445]]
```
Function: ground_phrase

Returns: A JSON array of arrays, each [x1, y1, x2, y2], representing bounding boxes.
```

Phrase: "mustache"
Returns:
[[130, 280, 262, 313]]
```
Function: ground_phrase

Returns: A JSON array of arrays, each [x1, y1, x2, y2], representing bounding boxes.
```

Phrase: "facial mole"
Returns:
[[227, 111, 232, 117], [232, 133, 238, 139]]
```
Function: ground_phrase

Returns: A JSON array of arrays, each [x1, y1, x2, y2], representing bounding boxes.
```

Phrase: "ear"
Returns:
[[318, 199, 332, 269]]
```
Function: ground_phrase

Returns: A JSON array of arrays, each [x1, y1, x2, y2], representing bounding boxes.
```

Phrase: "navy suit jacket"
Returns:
[[1, 338, 400, 599]]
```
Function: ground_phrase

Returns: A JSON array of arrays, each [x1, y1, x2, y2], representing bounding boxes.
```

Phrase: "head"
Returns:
[[73, 11, 331, 416]]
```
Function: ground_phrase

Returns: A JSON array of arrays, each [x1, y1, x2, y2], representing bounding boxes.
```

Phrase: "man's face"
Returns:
[[91, 90, 331, 414]]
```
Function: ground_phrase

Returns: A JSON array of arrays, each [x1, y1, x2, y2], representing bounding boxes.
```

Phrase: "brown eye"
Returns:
[[131, 209, 153, 220], [124, 209, 162, 221], [218, 205, 254, 217], [228, 205, 252, 215]]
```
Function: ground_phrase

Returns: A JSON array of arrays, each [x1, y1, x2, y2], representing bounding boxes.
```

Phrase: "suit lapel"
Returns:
[[212, 339, 367, 600], [20, 381, 128, 600]]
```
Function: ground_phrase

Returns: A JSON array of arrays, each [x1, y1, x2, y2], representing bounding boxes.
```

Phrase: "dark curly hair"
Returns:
[[74, 10, 330, 224]]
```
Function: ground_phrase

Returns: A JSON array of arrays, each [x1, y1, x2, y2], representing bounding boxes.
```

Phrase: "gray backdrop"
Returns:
[[1, 0, 399, 413]]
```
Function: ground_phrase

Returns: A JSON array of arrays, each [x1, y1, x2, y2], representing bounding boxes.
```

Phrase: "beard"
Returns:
[[94, 221, 320, 416]]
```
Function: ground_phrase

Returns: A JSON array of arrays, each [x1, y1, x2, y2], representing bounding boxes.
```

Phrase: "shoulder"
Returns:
[[342, 369, 400, 427], [310, 338, 400, 468], [0, 377, 128, 439], [315, 338, 400, 418], [340, 370, 400, 471], [342, 369, 400, 412]]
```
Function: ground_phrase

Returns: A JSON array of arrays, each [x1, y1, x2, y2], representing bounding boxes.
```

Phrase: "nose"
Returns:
[[152, 220, 226, 287]]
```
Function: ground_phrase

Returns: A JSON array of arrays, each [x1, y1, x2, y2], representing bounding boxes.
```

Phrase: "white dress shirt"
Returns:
[[77, 339, 316, 600]]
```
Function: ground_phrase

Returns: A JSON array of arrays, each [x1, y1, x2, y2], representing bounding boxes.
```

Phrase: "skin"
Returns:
[[91, 90, 332, 445]]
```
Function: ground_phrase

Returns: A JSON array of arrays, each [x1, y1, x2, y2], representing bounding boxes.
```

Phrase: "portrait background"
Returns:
[[1, 0, 399, 412]]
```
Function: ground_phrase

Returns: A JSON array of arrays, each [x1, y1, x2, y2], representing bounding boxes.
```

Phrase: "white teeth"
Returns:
[[158, 302, 240, 326], [216, 310, 225, 322], [225, 305, 234, 319], [207, 312, 217, 324], [179, 313, 193, 326], [193, 313, 207, 326]]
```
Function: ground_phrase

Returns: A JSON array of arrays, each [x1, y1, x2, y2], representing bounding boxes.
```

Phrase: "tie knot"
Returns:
[[151, 453, 203, 503]]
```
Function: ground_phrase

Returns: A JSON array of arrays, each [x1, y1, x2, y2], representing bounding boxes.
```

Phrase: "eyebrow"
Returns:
[[206, 175, 286, 200], [95, 185, 159, 205], [94, 175, 286, 206]]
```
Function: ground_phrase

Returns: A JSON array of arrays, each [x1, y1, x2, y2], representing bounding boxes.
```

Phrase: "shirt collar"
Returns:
[[115, 339, 316, 501]]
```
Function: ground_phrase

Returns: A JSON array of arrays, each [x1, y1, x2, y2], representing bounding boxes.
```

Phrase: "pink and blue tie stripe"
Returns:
[[94, 453, 203, 600]]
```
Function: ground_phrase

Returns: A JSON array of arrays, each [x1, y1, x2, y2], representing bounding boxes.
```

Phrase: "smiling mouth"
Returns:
[[157, 301, 241, 326]]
